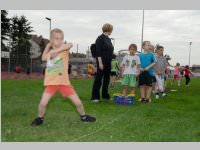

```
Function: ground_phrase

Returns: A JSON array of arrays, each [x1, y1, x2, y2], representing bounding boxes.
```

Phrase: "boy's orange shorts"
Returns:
[[44, 85, 76, 97]]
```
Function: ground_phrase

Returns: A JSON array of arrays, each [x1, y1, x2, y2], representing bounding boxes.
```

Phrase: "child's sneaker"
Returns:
[[91, 99, 99, 103], [145, 99, 151, 103], [162, 93, 167, 97], [80, 114, 96, 122], [155, 94, 159, 99], [140, 98, 146, 103], [31, 117, 44, 126]]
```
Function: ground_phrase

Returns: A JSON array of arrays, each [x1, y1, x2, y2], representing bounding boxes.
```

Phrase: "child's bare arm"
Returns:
[[56, 43, 73, 53], [49, 43, 73, 56], [153, 65, 159, 74], [42, 43, 52, 61], [144, 62, 156, 71], [121, 64, 125, 76], [136, 64, 141, 76]]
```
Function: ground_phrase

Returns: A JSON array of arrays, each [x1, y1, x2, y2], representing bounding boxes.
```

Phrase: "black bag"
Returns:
[[90, 43, 96, 58]]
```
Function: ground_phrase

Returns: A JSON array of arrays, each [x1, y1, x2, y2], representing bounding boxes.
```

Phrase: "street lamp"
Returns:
[[141, 9, 144, 52], [45, 17, 52, 38], [189, 42, 192, 67]]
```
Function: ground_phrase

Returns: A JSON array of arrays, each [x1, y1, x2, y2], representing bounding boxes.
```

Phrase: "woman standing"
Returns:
[[91, 23, 114, 103]]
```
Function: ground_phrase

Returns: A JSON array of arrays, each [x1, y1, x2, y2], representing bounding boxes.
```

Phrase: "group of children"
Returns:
[[171, 63, 193, 87], [110, 41, 193, 103]]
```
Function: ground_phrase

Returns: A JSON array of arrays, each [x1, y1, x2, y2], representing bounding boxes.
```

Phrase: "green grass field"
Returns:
[[1, 77, 200, 142]]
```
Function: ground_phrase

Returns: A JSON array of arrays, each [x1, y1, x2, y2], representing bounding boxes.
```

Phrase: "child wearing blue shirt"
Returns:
[[139, 41, 157, 103]]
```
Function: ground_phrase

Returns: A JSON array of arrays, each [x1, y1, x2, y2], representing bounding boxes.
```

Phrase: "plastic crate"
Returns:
[[113, 93, 135, 105]]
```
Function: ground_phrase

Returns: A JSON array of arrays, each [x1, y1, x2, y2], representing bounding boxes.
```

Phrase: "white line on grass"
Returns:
[[70, 112, 127, 142]]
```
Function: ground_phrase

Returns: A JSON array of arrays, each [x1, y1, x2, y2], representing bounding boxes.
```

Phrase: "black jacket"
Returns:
[[95, 34, 114, 65]]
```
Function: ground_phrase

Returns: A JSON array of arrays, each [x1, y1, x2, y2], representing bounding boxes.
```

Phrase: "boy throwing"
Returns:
[[31, 28, 96, 126]]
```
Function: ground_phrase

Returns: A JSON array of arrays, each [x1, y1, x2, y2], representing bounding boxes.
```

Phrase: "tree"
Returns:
[[10, 15, 33, 70], [1, 10, 10, 51]]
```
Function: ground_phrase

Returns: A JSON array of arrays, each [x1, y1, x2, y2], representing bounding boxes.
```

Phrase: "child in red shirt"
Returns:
[[184, 65, 192, 86]]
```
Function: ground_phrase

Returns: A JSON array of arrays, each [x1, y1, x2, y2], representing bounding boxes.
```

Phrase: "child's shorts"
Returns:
[[174, 74, 180, 80], [152, 75, 157, 83], [122, 74, 136, 87], [139, 71, 153, 87], [44, 85, 76, 97]]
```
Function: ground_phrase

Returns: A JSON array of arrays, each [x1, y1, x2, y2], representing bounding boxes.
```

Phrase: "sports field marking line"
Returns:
[[70, 112, 126, 142]]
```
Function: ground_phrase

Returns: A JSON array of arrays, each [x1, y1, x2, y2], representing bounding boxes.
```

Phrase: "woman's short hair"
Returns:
[[102, 23, 113, 33]]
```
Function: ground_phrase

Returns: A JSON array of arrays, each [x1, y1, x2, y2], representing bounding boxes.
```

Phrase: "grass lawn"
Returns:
[[1, 77, 200, 142]]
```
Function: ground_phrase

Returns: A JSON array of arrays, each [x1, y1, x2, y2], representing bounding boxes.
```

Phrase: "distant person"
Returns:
[[68, 62, 72, 79], [184, 65, 193, 86], [91, 23, 114, 103], [31, 28, 96, 126], [15, 66, 22, 73], [41, 62, 46, 76], [173, 63, 181, 86], [26, 66, 30, 75], [110, 54, 119, 88], [139, 41, 157, 103], [87, 61, 95, 77], [180, 67, 184, 77], [121, 44, 140, 96], [164, 55, 173, 86]]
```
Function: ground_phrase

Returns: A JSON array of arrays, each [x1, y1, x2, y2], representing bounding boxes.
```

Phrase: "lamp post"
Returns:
[[189, 42, 192, 67], [141, 9, 144, 52], [45, 17, 52, 38]]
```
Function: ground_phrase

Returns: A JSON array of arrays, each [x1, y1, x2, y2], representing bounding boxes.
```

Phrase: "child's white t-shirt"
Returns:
[[121, 54, 141, 75]]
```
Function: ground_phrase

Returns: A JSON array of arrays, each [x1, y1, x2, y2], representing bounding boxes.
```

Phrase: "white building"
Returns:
[[29, 39, 41, 59]]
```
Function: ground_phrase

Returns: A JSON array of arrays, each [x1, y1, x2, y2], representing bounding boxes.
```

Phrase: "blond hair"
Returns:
[[142, 41, 150, 47], [50, 28, 64, 39], [102, 23, 113, 33]]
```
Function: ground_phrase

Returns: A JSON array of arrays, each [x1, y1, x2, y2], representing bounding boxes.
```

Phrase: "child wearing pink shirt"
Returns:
[[173, 63, 181, 86]]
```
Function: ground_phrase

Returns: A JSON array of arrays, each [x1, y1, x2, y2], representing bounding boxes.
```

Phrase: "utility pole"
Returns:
[[76, 44, 79, 58], [189, 42, 192, 67], [141, 9, 144, 52], [45, 17, 52, 38]]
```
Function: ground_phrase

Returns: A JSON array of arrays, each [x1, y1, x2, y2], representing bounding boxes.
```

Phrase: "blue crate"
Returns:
[[113, 94, 135, 105]]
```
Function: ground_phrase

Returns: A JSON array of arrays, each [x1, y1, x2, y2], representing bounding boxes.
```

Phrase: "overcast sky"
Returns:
[[7, 10, 200, 66]]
